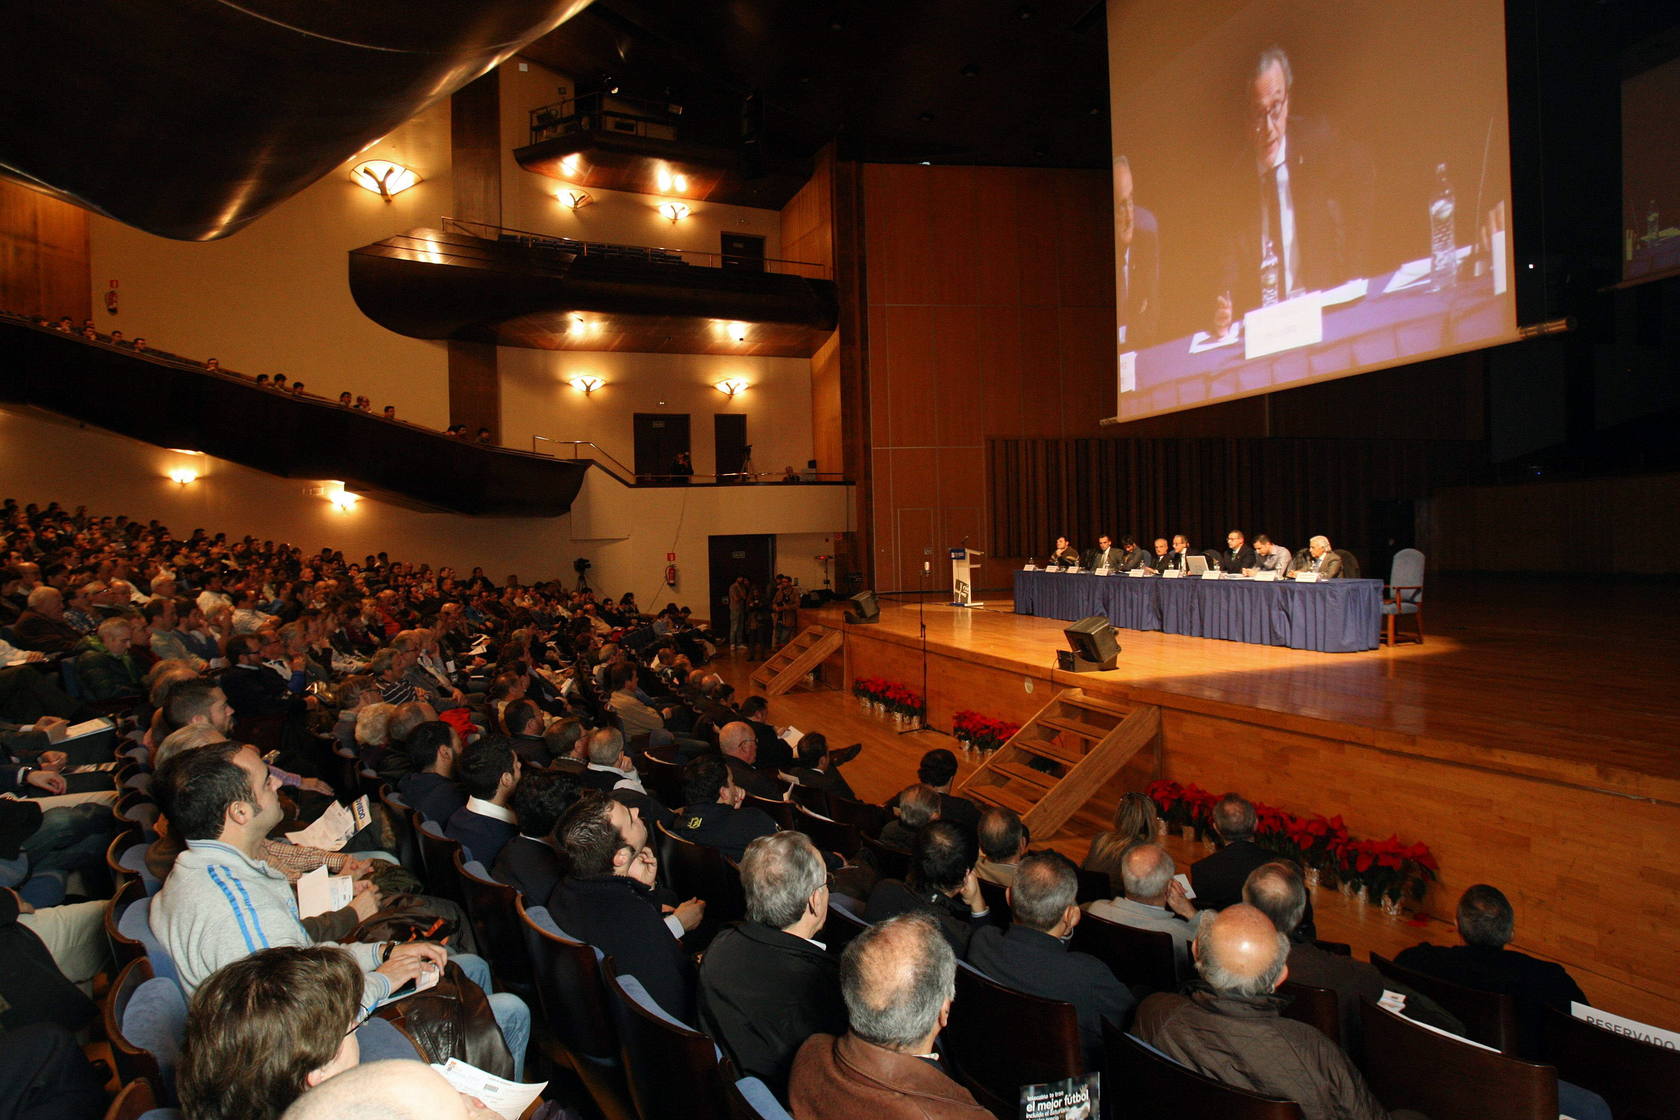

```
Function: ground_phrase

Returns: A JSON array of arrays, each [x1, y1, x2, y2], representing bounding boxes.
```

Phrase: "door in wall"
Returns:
[[632, 413, 691, 480], [707, 534, 775, 635]]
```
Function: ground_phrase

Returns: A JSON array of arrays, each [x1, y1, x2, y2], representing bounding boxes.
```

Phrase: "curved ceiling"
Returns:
[[0, 0, 592, 241]]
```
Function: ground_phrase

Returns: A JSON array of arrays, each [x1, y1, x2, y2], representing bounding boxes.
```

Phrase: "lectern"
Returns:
[[950, 547, 984, 607]]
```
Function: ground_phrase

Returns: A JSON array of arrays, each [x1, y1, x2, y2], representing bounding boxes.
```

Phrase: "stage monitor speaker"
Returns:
[[844, 589, 881, 625], [1062, 615, 1119, 672]]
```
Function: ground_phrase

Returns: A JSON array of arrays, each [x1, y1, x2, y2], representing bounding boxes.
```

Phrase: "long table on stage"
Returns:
[[1012, 569, 1382, 652]]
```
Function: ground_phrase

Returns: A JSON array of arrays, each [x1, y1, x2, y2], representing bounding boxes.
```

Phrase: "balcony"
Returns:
[[0, 318, 588, 516], [348, 219, 838, 357]]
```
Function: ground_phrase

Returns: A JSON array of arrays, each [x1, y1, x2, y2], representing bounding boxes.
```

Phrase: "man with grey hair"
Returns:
[[878, 782, 940, 849], [1244, 861, 1460, 1056], [966, 851, 1133, 1066], [1190, 793, 1313, 939], [719, 719, 787, 799], [698, 832, 845, 1100], [579, 726, 647, 795], [1087, 841, 1200, 971], [1135, 905, 1393, 1120], [13, 586, 85, 653], [1291, 535, 1343, 578], [1396, 883, 1588, 1059], [973, 806, 1027, 887], [789, 913, 990, 1119]]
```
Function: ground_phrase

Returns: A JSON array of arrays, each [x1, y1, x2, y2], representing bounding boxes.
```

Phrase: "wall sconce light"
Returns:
[[557, 188, 593, 210], [350, 160, 422, 202], [569, 375, 603, 395], [658, 201, 691, 222], [330, 489, 361, 511], [167, 468, 199, 486], [715, 377, 751, 399]]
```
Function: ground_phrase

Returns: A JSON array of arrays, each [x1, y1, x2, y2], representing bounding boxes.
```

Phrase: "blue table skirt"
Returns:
[[1013, 570, 1382, 653]]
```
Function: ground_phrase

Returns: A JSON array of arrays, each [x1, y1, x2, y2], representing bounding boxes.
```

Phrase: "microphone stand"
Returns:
[[899, 562, 936, 736]]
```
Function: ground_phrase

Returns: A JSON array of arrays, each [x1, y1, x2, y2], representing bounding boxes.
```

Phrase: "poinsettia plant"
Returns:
[[952, 710, 1021, 752], [1342, 835, 1438, 903], [850, 676, 923, 716]]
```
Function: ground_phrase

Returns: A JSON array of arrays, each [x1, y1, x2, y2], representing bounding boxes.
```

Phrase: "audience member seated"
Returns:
[[719, 720, 788, 800], [1082, 790, 1159, 891], [72, 617, 144, 705], [148, 740, 531, 1078], [887, 749, 978, 832], [1191, 792, 1314, 937], [1395, 883, 1589, 1060], [546, 791, 698, 1020], [787, 731, 857, 800], [178, 946, 364, 1120], [973, 806, 1028, 887], [1134, 905, 1400, 1120], [865, 820, 990, 954], [1086, 841, 1200, 970], [878, 783, 939, 850], [445, 735, 521, 866], [280, 1059, 499, 1120], [698, 832, 846, 1101], [739, 695, 793, 771], [674, 754, 778, 862], [1243, 861, 1461, 1053], [491, 769, 576, 902], [966, 851, 1134, 1067], [12, 586, 84, 653], [579, 726, 645, 794], [399, 721, 466, 825], [503, 699, 553, 767], [788, 913, 990, 1120]]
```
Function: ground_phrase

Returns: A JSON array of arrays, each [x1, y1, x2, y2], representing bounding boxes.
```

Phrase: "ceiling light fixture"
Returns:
[[715, 377, 750, 399], [349, 160, 421, 202]]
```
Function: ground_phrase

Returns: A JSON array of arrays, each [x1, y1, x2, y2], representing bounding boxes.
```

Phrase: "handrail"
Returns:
[[442, 216, 830, 281], [530, 435, 850, 486]]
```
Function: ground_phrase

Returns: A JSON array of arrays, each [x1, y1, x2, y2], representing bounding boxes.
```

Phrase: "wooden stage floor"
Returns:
[[837, 575, 1680, 800], [714, 573, 1680, 1028]]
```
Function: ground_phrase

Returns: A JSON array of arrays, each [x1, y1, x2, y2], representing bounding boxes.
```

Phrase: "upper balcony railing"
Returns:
[[441, 217, 831, 281], [528, 91, 682, 147]]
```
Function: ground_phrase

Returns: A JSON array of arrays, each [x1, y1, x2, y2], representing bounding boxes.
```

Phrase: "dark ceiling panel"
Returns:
[[517, 0, 1112, 170], [0, 0, 593, 241]]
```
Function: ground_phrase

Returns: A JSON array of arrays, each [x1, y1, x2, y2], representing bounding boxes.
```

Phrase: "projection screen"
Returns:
[[1106, 0, 1520, 423]]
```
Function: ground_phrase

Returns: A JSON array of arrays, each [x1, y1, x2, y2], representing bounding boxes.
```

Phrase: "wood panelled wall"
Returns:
[[988, 436, 1486, 566], [0, 178, 89, 322], [859, 164, 1115, 592]]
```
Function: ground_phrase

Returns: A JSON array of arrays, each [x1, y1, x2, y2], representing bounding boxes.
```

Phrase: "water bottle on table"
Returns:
[[1430, 163, 1456, 292]]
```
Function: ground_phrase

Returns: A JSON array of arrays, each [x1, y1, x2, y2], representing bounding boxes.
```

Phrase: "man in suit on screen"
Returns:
[[1212, 47, 1373, 334], [1114, 155, 1161, 346]]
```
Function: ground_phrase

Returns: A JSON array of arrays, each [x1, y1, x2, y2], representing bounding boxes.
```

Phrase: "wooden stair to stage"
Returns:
[[958, 688, 1161, 839], [750, 625, 843, 696]]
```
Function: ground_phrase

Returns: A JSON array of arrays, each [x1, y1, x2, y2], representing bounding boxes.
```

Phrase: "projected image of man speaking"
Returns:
[[1213, 46, 1372, 334], [1113, 154, 1161, 346]]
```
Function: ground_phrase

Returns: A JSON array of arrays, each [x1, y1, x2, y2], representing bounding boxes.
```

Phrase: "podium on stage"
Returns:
[[950, 547, 984, 607]]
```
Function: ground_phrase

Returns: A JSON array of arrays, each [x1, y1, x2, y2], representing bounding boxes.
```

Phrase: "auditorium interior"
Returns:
[[3, 0, 1680, 1116]]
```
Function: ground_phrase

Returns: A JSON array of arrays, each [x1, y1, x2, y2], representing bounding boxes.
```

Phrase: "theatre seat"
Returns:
[[944, 961, 1084, 1117], [1102, 1020, 1302, 1119], [1359, 998, 1556, 1120]]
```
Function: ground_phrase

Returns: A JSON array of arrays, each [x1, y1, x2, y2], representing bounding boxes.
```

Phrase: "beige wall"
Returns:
[[1, 404, 851, 617], [86, 103, 454, 429]]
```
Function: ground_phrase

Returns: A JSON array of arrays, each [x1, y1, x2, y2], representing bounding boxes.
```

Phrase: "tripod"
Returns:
[[899, 562, 937, 736]]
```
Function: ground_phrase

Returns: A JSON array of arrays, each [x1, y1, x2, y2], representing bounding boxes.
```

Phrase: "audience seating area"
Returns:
[[2, 495, 1674, 1120]]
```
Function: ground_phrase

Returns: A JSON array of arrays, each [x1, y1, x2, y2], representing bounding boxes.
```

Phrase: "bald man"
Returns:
[[279, 1060, 498, 1120], [718, 720, 786, 800], [1133, 905, 1396, 1120]]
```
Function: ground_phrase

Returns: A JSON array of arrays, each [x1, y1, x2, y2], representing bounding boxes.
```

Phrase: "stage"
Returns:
[[780, 574, 1680, 1028]]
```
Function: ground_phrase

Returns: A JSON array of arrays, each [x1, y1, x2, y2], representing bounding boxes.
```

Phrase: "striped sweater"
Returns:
[[149, 839, 390, 1011]]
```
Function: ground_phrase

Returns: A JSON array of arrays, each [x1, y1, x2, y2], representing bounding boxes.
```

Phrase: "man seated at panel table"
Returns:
[[1219, 530, 1259, 574], [1117, 534, 1152, 571], [1086, 534, 1125, 572], [1048, 536, 1081, 568], [1142, 537, 1173, 573], [1289, 536, 1343, 578], [1250, 534, 1292, 575], [1161, 534, 1194, 571]]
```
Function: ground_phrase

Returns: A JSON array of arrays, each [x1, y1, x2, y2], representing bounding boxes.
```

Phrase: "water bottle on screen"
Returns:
[[1260, 239, 1280, 307], [1430, 163, 1456, 292]]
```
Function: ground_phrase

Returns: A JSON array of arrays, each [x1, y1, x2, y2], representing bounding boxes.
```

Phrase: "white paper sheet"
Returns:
[[431, 1057, 548, 1120], [1189, 326, 1242, 354], [295, 865, 353, 918]]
